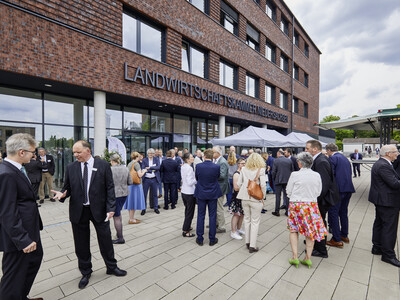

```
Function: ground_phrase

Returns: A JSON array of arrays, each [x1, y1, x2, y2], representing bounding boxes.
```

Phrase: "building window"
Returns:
[[0, 129, 2, 137], [265, 41, 276, 63], [265, 84, 275, 104], [280, 16, 289, 36], [220, 60, 236, 89], [122, 12, 164, 62], [292, 98, 299, 113], [182, 41, 207, 78], [304, 73, 309, 87], [294, 30, 299, 47], [220, 1, 238, 35], [246, 24, 260, 51], [280, 92, 288, 109], [187, 0, 207, 13], [305, 43, 309, 57], [266, 1, 276, 22], [246, 74, 259, 98], [293, 65, 299, 80], [304, 102, 308, 118], [280, 54, 289, 73]]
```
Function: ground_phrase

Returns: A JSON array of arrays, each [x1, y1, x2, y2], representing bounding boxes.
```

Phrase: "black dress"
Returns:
[[229, 171, 244, 216]]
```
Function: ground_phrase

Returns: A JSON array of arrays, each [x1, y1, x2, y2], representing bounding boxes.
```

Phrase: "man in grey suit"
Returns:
[[213, 146, 229, 233], [271, 149, 293, 216]]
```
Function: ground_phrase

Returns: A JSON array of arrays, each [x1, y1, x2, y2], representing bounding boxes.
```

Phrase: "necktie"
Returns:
[[21, 166, 31, 183], [83, 162, 89, 205]]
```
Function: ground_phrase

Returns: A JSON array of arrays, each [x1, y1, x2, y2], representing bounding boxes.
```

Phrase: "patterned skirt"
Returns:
[[287, 202, 327, 242], [229, 192, 244, 216]]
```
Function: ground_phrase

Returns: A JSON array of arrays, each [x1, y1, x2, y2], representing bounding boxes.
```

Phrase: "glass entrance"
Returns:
[[124, 132, 171, 160]]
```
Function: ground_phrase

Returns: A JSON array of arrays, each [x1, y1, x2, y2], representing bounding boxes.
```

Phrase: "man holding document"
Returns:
[[52, 140, 126, 289]]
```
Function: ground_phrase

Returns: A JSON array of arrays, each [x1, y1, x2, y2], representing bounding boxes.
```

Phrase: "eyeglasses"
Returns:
[[388, 151, 399, 154], [22, 149, 36, 154]]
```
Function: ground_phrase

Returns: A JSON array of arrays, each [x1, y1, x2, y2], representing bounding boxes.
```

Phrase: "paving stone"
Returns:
[[62, 286, 99, 300], [125, 266, 171, 294], [129, 284, 168, 300], [157, 265, 200, 293], [264, 279, 302, 299], [96, 285, 134, 300], [161, 282, 202, 300], [368, 276, 400, 300], [348, 247, 373, 266], [250, 263, 287, 289], [332, 277, 368, 300], [196, 281, 235, 300], [370, 255, 400, 283], [189, 264, 230, 291], [297, 277, 336, 300], [162, 251, 200, 273], [190, 250, 225, 272], [229, 280, 269, 300], [31, 287, 65, 300], [342, 260, 371, 285], [311, 260, 343, 287], [135, 252, 174, 273]]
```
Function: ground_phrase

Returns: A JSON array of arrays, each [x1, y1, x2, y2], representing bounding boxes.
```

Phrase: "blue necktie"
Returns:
[[83, 162, 89, 205], [21, 166, 31, 183]]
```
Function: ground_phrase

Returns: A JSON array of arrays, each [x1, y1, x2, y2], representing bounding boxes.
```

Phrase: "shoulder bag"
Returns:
[[247, 168, 264, 201], [130, 164, 141, 185]]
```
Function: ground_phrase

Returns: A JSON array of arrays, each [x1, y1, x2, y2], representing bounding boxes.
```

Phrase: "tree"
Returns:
[[320, 115, 340, 123], [320, 115, 354, 150]]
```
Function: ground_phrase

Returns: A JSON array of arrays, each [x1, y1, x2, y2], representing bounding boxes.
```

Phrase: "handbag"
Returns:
[[130, 164, 141, 185], [247, 168, 264, 201]]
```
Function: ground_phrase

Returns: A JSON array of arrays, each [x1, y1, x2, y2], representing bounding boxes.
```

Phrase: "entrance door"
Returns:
[[124, 132, 171, 159]]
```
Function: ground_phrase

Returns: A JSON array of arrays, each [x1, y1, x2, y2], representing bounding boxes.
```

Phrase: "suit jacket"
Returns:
[[266, 156, 274, 173], [25, 159, 46, 183], [392, 155, 400, 177], [312, 153, 340, 208], [368, 158, 400, 208], [160, 158, 180, 183], [37, 154, 55, 175], [350, 152, 363, 161], [289, 156, 300, 171], [216, 156, 230, 195], [142, 156, 161, 183], [329, 152, 355, 193], [61, 158, 116, 224], [0, 161, 43, 252], [194, 160, 222, 200], [272, 156, 293, 185]]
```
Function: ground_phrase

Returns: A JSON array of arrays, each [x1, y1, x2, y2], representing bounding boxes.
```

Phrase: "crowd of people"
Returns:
[[1, 133, 400, 299]]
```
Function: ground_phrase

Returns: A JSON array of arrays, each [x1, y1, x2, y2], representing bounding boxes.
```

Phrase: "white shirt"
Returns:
[[40, 155, 48, 172], [382, 157, 392, 166], [181, 164, 197, 194], [4, 158, 22, 170], [214, 156, 221, 164], [313, 152, 321, 160], [145, 158, 156, 178], [286, 168, 322, 202], [80, 156, 94, 205]]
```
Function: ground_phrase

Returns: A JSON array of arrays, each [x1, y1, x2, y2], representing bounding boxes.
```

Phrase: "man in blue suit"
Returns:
[[141, 148, 161, 215], [350, 149, 363, 177], [266, 152, 275, 193], [326, 143, 355, 248], [156, 149, 166, 198], [160, 150, 180, 209], [194, 149, 222, 246]]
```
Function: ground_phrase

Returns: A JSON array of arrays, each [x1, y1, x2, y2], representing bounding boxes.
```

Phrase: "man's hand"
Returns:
[[51, 190, 67, 201], [23, 241, 37, 253], [107, 212, 115, 219]]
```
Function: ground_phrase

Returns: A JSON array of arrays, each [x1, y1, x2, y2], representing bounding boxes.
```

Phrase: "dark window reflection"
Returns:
[[124, 107, 150, 131], [44, 94, 86, 126], [151, 111, 171, 132], [0, 122, 42, 152], [174, 115, 190, 134]]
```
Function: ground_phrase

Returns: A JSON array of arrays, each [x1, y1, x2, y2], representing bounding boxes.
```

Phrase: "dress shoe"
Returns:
[[209, 238, 218, 246], [163, 206, 169, 210], [371, 247, 383, 255], [141, 209, 146, 216], [50, 198, 56, 202], [246, 243, 250, 249], [341, 236, 350, 243], [326, 239, 344, 248], [171, 206, 176, 209], [272, 211, 280, 217], [196, 239, 203, 246], [128, 219, 141, 224], [381, 256, 400, 267], [106, 267, 127, 276], [78, 274, 91, 289], [249, 247, 259, 253], [285, 211, 288, 216], [158, 194, 163, 198], [154, 209, 160, 214], [261, 209, 267, 214], [311, 250, 328, 258], [39, 199, 44, 204], [353, 175, 357, 178], [37, 203, 41, 207], [112, 238, 125, 244], [279, 205, 287, 210], [216, 228, 226, 233]]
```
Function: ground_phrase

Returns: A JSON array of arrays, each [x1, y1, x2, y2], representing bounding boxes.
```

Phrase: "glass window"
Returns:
[[220, 1, 238, 35], [246, 74, 257, 98], [246, 24, 260, 51], [208, 121, 219, 139], [192, 118, 207, 152], [0, 121, 42, 145], [151, 111, 171, 132], [187, 0, 206, 12], [280, 92, 288, 109], [292, 98, 299, 113], [174, 115, 191, 134], [232, 124, 241, 134], [225, 123, 232, 137], [173, 134, 191, 151], [0, 87, 42, 123], [280, 55, 289, 73], [105, 104, 122, 129], [294, 31, 299, 47], [293, 65, 299, 80], [220, 61, 235, 89], [265, 84, 275, 104], [182, 41, 206, 78], [124, 107, 150, 131], [123, 12, 163, 62], [265, 41, 276, 63], [44, 94, 87, 126], [280, 17, 289, 36], [266, 1, 276, 22], [304, 73, 309, 87], [304, 102, 308, 118], [305, 43, 309, 57]]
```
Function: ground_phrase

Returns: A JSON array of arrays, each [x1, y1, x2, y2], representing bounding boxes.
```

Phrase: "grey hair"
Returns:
[[380, 144, 396, 156], [325, 143, 338, 152], [38, 147, 45, 152], [6, 133, 38, 156], [213, 146, 222, 155], [297, 152, 313, 169], [147, 148, 155, 154], [241, 149, 248, 156], [110, 153, 121, 164]]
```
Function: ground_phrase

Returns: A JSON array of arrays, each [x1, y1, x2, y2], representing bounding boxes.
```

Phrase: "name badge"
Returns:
[[92, 168, 97, 171], [47, 160, 51, 162]]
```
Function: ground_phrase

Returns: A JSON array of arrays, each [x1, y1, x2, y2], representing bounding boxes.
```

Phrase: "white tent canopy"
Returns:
[[286, 132, 327, 147]]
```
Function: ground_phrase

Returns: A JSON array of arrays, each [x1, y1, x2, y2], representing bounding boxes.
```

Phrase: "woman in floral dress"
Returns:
[[229, 157, 246, 240]]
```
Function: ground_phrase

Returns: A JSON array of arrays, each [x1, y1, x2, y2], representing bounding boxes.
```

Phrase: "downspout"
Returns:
[[290, 16, 295, 133]]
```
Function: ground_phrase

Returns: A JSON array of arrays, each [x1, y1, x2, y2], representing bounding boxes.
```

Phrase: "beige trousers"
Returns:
[[216, 196, 226, 230], [39, 172, 53, 200], [242, 200, 263, 248]]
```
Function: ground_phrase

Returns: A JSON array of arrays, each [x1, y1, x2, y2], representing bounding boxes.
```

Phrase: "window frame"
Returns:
[[187, 0, 209, 14], [246, 73, 259, 98], [266, 1, 277, 22], [292, 97, 299, 113], [280, 54, 289, 73], [279, 91, 288, 110], [304, 102, 308, 118], [246, 23, 260, 52], [181, 40, 209, 79], [265, 40, 276, 63], [304, 73, 309, 87], [265, 83, 275, 104], [294, 30, 299, 47], [305, 43, 309, 58], [293, 65, 299, 80], [219, 59, 238, 90], [280, 16, 289, 36], [220, 0, 238, 36]]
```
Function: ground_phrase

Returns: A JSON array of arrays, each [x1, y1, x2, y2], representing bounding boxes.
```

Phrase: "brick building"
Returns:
[[0, 0, 320, 174]]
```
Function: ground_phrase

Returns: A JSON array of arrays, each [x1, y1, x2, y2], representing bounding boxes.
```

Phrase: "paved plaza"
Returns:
[[6, 167, 400, 299]]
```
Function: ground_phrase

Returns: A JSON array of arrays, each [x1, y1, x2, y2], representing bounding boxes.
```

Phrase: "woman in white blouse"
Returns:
[[181, 153, 197, 237], [286, 152, 327, 269]]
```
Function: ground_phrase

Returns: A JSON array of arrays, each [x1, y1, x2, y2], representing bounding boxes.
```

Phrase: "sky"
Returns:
[[285, 0, 400, 122]]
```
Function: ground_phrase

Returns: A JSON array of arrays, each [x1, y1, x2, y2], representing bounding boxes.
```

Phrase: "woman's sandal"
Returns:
[[182, 231, 195, 237]]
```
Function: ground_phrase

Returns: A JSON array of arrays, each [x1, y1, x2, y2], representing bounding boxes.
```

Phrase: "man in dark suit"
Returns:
[[52, 140, 126, 289], [284, 148, 300, 172], [349, 149, 363, 177], [306, 140, 340, 258], [156, 149, 166, 198], [160, 150, 180, 209], [271, 149, 293, 216], [326, 143, 355, 248], [0, 133, 43, 300], [25, 153, 46, 205], [37, 147, 56, 203], [369, 145, 400, 267], [194, 149, 222, 246], [392, 154, 400, 177], [266, 152, 275, 193], [141, 148, 161, 215]]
